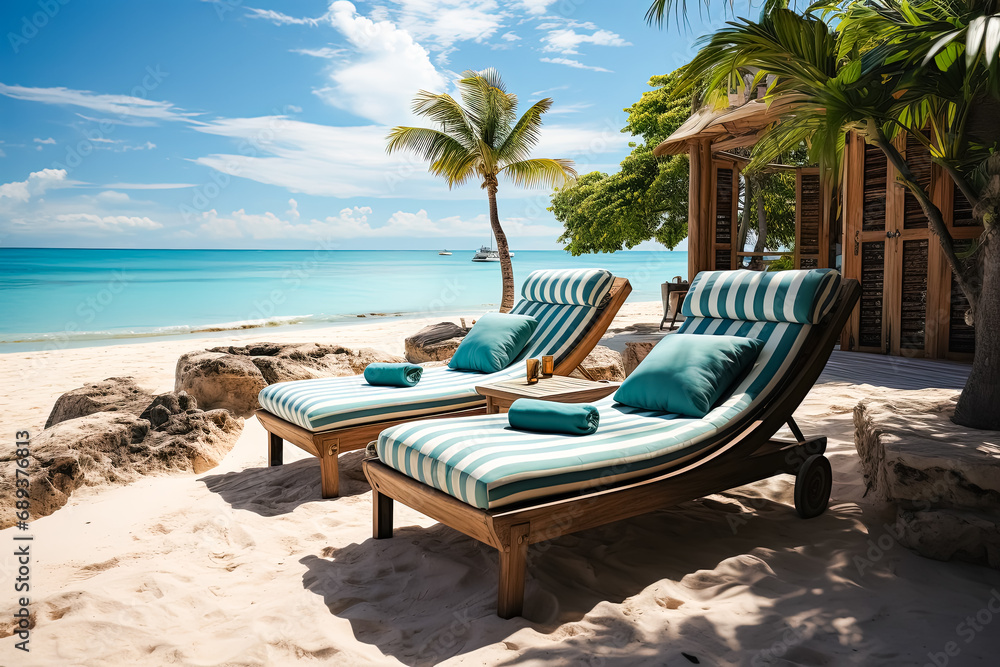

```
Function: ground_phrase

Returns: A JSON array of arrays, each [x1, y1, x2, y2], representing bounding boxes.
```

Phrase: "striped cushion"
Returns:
[[682, 269, 840, 324], [258, 271, 617, 432], [520, 268, 614, 307], [377, 268, 840, 509]]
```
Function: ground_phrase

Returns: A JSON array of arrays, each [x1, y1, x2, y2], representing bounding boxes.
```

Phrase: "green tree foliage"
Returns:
[[387, 68, 575, 311], [550, 71, 691, 255], [551, 70, 803, 256]]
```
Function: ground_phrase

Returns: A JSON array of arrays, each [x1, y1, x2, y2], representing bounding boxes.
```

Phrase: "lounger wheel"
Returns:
[[794, 454, 832, 519]]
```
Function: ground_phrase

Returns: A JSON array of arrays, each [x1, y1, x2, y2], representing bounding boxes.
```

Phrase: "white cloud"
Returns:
[[197, 203, 374, 240], [87, 138, 158, 152], [312, 1, 449, 124], [531, 84, 569, 96], [190, 116, 429, 198], [96, 190, 130, 202], [541, 28, 630, 55], [189, 115, 627, 199], [193, 203, 559, 241], [33, 137, 56, 144], [52, 213, 162, 231], [100, 182, 196, 189], [381, 0, 503, 52], [330, 209, 560, 238], [293, 46, 345, 59], [0, 82, 195, 123], [244, 7, 323, 25], [0, 168, 68, 202], [501, 31, 521, 42], [540, 57, 612, 73], [549, 102, 593, 114], [520, 0, 558, 14]]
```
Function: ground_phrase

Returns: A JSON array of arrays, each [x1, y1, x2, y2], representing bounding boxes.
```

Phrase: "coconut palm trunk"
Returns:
[[486, 181, 516, 312], [955, 159, 1000, 429]]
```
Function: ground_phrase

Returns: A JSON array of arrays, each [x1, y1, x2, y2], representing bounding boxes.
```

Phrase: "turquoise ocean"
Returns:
[[0, 248, 687, 352]]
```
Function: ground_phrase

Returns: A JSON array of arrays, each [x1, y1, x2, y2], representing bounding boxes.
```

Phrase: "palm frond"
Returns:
[[501, 158, 577, 189], [458, 69, 517, 149], [411, 91, 478, 149], [496, 98, 553, 166], [386, 126, 478, 187]]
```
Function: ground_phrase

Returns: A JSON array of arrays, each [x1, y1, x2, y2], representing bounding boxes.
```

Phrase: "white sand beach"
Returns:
[[2, 305, 1000, 666]]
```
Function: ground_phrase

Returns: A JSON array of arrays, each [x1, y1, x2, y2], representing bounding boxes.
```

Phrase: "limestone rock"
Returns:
[[175, 343, 403, 416], [569, 345, 625, 382], [404, 322, 468, 363], [853, 392, 1000, 509], [45, 377, 153, 428], [0, 395, 242, 529], [854, 390, 1000, 569], [623, 341, 657, 377], [896, 508, 1000, 569]]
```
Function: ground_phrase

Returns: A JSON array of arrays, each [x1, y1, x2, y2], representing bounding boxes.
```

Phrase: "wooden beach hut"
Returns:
[[654, 99, 983, 361]]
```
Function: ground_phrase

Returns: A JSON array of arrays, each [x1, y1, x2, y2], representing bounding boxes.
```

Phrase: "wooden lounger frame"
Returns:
[[362, 279, 861, 618], [256, 278, 632, 498]]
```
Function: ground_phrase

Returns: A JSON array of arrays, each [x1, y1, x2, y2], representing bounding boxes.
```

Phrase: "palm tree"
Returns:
[[387, 68, 577, 312], [644, 1, 1000, 428]]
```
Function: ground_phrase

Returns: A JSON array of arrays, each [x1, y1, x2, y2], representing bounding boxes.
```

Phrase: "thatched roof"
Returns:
[[653, 99, 785, 157]]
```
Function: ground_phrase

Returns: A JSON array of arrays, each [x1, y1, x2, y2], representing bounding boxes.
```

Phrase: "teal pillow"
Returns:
[[448, 312, 539, 373], [614, 334, 763, 417]]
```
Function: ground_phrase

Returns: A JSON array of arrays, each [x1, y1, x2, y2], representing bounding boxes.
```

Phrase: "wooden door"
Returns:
[[842, 135, 890, 353]]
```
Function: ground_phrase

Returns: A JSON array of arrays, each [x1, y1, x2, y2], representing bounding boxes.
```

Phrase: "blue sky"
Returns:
[[0, 0, 729, 250]]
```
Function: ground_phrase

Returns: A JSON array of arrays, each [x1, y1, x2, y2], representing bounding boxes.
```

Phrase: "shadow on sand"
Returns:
[[296, 485, 892, 666], [200, 450, 369, 516]]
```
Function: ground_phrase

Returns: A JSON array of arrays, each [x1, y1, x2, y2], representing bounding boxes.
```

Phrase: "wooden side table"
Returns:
[[475, 375, 619, 414]]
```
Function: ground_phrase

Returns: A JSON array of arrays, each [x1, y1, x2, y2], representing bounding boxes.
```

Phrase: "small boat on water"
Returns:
[[471, 232, 514, 262], [472, 245, 500, 262], [438, 250, 452, 256]]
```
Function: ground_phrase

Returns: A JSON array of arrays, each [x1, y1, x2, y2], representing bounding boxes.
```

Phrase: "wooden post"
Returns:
[[687, 138, 713, 281], [373, 490, 394, 539], [497, 523, 531, 618], [268, 432, 283, 467]]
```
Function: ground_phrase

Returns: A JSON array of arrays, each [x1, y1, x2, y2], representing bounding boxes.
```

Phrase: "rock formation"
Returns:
[[569, 345, 625, 382], [1, 385, 241, 529], [404, 322, 468, 363], [175, 343, 404, 416], [45, 377, 154, 428], [854, 391, 1000, 569]]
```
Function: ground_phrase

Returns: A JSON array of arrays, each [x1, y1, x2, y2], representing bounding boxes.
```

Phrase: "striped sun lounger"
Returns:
[[363, 268, 859, 617], [255, 268, 631, 498]]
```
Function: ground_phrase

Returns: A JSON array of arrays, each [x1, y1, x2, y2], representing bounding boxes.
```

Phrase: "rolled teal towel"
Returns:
[[507, 398, 600, 436], [364, 362, 423, 387]]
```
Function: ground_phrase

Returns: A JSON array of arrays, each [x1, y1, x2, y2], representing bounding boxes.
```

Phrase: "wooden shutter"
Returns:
[[712, 164, 737, 270], [953, 183, 976, 227], [903, 134, 932, 229], [795, 169, 822, 269], [859, 240, 886, 349], [862, 143, 888, 232], [899, 239, 929, 350], [948, 239, 976, 356]]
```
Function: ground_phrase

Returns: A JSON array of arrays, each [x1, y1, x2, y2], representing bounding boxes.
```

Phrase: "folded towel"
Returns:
[[507, 398, 600, 436], [364, 362, 423, 387]]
